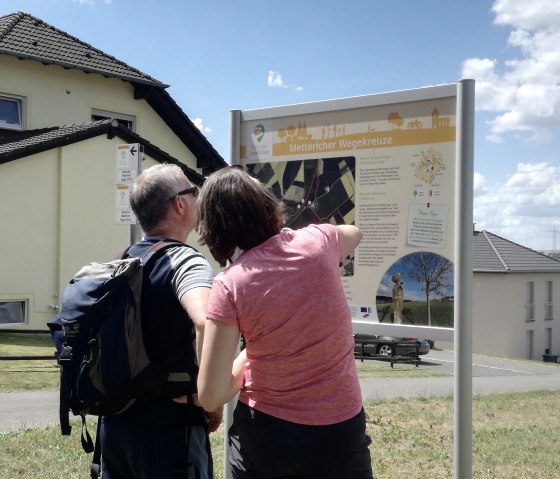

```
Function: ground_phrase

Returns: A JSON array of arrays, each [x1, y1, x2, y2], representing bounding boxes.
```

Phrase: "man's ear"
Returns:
[[170, 194, 183, 214]]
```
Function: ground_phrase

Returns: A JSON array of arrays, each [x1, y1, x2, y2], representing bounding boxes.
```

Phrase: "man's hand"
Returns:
[[172, 395, 223, 433], [206, 405, 223, 433]]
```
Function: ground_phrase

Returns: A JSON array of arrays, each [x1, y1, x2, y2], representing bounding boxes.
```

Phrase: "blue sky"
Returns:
[[2, 0, 560, 251]]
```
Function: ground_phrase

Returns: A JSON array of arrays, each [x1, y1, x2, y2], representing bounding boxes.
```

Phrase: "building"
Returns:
[[474, 230, 560, 360], [0, 12, 226, 330]]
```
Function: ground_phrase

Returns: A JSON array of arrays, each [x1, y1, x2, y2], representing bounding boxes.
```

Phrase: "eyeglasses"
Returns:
[[173, 185, 198, 199]]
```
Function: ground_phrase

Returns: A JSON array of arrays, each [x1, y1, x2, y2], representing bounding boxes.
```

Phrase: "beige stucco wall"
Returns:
[[0, 150, 60, 327], [473, 272, 560, 359], [1, 56, 197, 166], [58, 137, 134, 283], [0, 140, 221, 330], [0, 137, 133, 330]]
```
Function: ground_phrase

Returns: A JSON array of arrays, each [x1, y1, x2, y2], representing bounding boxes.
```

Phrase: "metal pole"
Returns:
[[221, 109, 243, 479], [454, 78, 475, 479], [230, 110, 242, 166], [130, 144, 144, 244]]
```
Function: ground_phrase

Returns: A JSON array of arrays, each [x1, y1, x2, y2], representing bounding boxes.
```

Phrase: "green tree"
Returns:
[[403, 252, 453, 326]]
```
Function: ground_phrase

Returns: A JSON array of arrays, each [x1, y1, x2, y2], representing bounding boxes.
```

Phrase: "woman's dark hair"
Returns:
[[197, 166, 284, 266]]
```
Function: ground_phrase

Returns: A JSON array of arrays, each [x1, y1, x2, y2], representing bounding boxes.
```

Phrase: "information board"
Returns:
[[233, 84, 461, 340]]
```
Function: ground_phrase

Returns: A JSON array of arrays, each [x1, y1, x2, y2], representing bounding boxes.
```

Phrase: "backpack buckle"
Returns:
[[59, 345, 73, 363]]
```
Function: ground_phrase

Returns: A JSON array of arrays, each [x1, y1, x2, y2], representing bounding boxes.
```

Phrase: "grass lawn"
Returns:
[[0, 333, 60, 391], [2, 332, 559, 478], [1, 392, 559, 478]]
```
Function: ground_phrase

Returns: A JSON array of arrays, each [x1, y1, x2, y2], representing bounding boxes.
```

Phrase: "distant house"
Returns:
[[473, 230, 560, 360], [0, 12, 226, 330]]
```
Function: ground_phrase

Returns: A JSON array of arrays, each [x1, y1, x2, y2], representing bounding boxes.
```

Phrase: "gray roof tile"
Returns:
[[474, 230, 560, 272], [0, 120, 109, 156], [0, 11, 166, 87]]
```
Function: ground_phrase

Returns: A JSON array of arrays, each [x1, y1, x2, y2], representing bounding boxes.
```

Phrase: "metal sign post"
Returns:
[[454, 78, 475, 479], [115, 143, 143, 244]]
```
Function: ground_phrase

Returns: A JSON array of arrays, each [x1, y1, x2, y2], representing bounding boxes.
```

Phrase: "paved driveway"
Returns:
[[2, 351, 560, 433], [360, 349, 560, 401]]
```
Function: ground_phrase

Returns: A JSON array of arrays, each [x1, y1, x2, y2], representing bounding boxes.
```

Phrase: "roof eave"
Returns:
[[0, 50, 169, 88], [133, 84, 227, 173], [0, 122, 205, 184]]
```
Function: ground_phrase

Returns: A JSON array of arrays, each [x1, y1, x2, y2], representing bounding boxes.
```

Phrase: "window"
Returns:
[[526, 281, 535, 321], [91, 109, 136, 131], [0, 300, 26, 324], [0, 93, 25, 130], [526, 330, 534, 360], [545, 280, 554, 320], [546, 327, 553, 354]]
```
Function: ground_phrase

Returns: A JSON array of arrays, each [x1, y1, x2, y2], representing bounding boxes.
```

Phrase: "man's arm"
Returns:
[[178, 286, 224, 432], [180, 286, 210, 364]]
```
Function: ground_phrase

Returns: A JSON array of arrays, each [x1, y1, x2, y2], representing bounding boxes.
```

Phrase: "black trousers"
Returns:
[[228, 401, 374, 479], [100, 401, 213, 479]]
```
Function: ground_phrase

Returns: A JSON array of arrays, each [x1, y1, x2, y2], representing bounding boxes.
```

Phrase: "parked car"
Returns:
[[353, 334, 431, 357]]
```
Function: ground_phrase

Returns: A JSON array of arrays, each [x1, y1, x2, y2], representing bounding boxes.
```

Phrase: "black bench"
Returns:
[[354, 338, 421, 368]]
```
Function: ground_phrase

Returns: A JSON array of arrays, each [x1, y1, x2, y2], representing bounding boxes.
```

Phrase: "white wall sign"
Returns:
[[115, 143, 140, 224]]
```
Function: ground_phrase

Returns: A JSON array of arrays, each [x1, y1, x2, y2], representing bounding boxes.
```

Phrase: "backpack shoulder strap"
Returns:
[[138, 240, 189, 267], [121, 239, 190, 261]]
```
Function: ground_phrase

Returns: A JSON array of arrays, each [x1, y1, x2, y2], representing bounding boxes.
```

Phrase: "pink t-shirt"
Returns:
[[206, 224, 362, 425]]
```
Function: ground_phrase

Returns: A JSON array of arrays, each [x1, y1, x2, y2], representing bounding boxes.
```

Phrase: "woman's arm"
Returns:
[[197, 319, 245, 412], [336, 224, 363, 259]]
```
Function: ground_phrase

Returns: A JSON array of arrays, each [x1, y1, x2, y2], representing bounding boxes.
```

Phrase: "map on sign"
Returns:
[[247, 156, 355, 228], [414, 146, 445, 185], [247, 157, 356, 275]]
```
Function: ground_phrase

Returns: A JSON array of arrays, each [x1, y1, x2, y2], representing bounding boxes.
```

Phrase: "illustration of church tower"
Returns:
[[432, 107, 439, 128]]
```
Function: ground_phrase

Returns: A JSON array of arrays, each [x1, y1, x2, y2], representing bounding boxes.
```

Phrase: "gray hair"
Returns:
[[130, 164, 186, 232]]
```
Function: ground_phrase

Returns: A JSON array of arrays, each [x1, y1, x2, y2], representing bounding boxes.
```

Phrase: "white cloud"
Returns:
[[267, 71, 286, 88], [492, 0, 560, 30], [267, 70, 303, 92], [462, 0, 560, 142], [192, 117, 212, 134], [474, 161, 560, 249]]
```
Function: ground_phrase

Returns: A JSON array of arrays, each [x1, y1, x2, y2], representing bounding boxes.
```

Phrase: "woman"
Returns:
[[197, 166, 373, 479]]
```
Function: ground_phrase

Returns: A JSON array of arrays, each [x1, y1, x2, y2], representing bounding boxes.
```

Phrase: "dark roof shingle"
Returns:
[[0, 120, 205, 184], [0, 11, 166, 87]]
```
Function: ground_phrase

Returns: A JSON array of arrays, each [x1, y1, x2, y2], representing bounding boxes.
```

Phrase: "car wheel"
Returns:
[[377, 344, 393, 356]]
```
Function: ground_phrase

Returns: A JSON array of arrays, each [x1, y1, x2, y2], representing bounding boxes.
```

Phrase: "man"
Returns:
[[100, 163, 221, 479]]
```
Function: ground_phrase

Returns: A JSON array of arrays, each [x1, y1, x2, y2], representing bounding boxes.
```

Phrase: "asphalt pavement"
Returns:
[[360, 349, 560, 400], [2, 350, 560, 434]]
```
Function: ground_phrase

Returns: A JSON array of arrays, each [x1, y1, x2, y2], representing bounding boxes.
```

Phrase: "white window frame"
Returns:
[[0, 93, 26, 130], [91, 109, 136, 132], [0, 300, 27, 324], [526, 281, 535, 322], [545, 280, 554, 320]]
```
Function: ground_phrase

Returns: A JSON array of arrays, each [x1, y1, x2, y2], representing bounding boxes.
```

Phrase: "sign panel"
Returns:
[[115, 143, 140, 224], [235, 85, 458, 335]]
